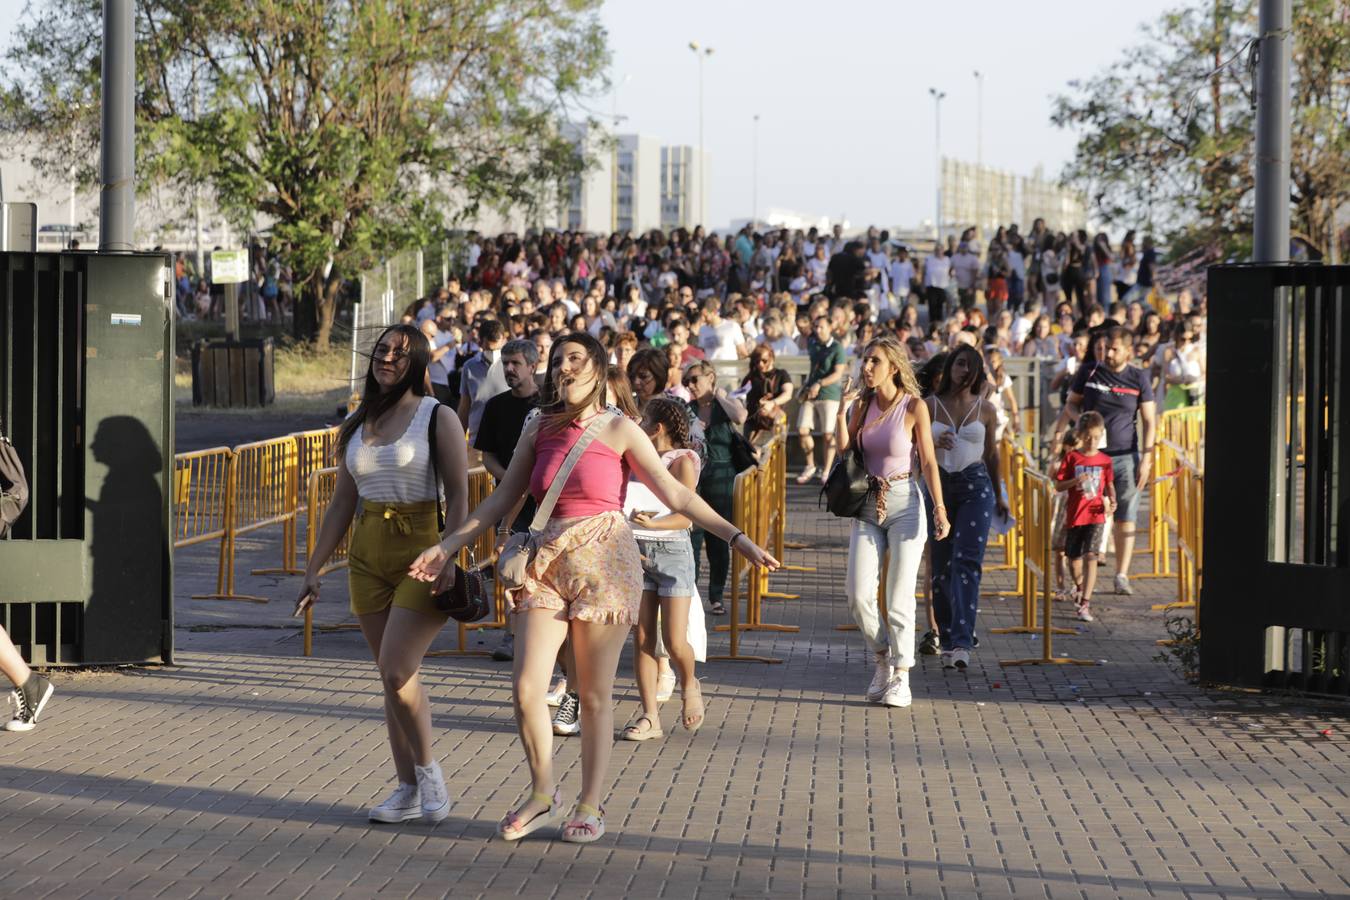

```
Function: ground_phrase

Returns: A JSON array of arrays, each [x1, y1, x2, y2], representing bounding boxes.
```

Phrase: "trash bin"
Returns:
[[0, 251, 174, 666], [191, 337, 276, 408]]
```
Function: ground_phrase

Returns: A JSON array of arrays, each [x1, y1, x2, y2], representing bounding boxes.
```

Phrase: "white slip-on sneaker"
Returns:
[[940, 650, 956, 669], [865, 657, 892, 702], [952, 648, 970, 670], [545, 677, 568, 707], [414, 761, 450, 822], [368, 782, 421, 824], [655, 670, 677, 703], [1115, 573, 1133, 596], [881, 669, 913, 708]]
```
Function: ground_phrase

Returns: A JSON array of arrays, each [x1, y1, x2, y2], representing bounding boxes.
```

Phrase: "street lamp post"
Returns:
[[752, 114, 760, 229], [689, 42, 713, 228], [929, 87, 946, 242], [973, 69, 984, 235]]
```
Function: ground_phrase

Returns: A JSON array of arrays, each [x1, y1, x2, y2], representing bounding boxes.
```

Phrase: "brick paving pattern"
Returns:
[[2, 485, 1346, 898]]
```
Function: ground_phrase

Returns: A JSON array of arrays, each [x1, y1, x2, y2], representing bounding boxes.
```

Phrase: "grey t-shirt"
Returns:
[[460, 351, 508, 436]]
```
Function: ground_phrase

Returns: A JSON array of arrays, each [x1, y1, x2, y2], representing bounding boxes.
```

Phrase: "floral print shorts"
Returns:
[[510, 510, 643, 626]]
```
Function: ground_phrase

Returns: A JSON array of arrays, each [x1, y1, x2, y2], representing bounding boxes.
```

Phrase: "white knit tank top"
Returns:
[[345, 396, 442, 503]]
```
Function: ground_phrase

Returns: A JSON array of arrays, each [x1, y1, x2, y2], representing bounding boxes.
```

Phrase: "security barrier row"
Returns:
[[712, 432, 800, 664], [1138, 405, 1205, 580]]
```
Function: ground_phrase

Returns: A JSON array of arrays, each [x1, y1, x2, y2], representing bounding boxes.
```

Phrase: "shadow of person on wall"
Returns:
[[84, 416, 169, 663]]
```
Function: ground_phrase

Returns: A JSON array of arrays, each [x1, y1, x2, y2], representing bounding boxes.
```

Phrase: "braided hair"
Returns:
[[642, 396, 692, 450]]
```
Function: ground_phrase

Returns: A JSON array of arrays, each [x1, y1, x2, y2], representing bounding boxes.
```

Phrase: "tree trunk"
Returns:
[[293, 272, 320, 344], [314, 273, 342, 352]]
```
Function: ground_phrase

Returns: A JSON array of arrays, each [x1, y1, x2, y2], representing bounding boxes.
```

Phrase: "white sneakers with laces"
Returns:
[[865, 657, 892, 702], [881, 669, 912, 708], [368, 782, 421, 824], [414, 761, 450, 822]]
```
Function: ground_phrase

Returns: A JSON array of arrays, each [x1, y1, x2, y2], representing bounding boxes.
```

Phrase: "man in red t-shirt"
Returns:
[[1055, 412, 1117, 621]]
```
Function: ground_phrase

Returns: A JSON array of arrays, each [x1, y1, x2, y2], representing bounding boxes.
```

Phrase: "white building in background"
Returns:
[[660, 145, 710, 230], [615, 134, 661, 234], [940, 157, 1087, 237], [559, 122, 614, 233]]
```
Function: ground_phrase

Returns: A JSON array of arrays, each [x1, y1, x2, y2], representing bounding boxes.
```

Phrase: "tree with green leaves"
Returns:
[[1052, 0, 1349, 261], [1, 0, 609, 348]]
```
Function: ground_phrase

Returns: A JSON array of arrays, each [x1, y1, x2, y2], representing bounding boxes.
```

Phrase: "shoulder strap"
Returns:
[[529, 411, 615, 533], [426, 399, 445, 531]]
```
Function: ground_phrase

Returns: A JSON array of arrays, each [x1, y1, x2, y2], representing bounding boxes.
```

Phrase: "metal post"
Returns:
[[929, 88, 946, 241], [99, 0, 135, 252], [415, 248, 424, 301], [974, 70, 984, 236], [752, 114, 760, 228], [1253, 0, 1291, 262]]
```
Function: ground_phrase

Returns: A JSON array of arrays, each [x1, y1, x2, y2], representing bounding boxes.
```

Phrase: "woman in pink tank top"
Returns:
[[833, 336, 950, 709], [408, 332, 779, 845]]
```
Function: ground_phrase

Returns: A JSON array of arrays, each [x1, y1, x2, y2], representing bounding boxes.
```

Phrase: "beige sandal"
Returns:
[[619, 714, 663, 741], [682, 679, 705, 733], [560, 802, 605, 843]]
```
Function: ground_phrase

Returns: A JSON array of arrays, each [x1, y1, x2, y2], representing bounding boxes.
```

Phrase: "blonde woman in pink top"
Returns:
[[834, 336, 950, 708], [409, 332, 779, 845]]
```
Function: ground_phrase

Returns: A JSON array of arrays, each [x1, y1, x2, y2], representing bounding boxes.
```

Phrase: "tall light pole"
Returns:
[[689, 42, 713, 228], [1253, 0, 1290, 262], [973, 69, 984, 235], [752, 114, 760, 228], [929, 88, 945, 242]]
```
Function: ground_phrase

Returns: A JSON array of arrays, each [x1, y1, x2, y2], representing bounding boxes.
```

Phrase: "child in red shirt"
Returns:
[[1054, 412, 1116, 621]]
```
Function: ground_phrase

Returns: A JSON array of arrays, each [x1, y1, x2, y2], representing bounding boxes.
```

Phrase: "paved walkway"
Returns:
[[3, 486, 1347, 899]]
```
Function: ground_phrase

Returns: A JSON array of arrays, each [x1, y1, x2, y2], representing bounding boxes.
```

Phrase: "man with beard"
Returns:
[[472, 338, 542, 661]]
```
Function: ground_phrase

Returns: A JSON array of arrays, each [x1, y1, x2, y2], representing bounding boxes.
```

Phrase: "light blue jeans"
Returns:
[[846, 478, 927, 669]]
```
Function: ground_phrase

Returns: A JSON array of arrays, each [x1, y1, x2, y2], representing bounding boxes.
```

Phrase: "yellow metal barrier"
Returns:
[[1152, 440, 1204, 626], [998, 467, 1096, 667], [983, 439, 1025, 599], [760, 435, 815, 598], [1138, 406, 1204, 579], [712, 444, 799, 664], [172, 446, 234, 550], [193, 436, 299, 603], [991, 453, 1074, 639], [301, 466, 355, 656], [288, 426, 342, 574]]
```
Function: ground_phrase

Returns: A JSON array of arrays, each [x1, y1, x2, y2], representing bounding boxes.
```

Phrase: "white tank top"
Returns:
[[624, 448, 701, 540], [931, 396, 986, 472], [345, 396, 442, 503]]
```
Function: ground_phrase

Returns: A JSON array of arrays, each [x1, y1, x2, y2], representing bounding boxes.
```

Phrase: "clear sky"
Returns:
[[2, 0, 1180, 231]]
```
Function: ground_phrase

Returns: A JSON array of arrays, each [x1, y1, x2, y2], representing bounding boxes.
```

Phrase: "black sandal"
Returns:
[[709, 601, 726, 615]]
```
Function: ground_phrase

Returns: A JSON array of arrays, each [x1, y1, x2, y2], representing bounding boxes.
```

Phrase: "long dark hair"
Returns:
[[937, 344, 987, 396], [336, 324, 431, 457], [540, 331, 609, 433]]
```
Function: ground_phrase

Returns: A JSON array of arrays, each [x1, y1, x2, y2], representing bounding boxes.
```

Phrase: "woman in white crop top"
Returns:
[[925, 345, 1007, 670], [297, 323, 469, 826]]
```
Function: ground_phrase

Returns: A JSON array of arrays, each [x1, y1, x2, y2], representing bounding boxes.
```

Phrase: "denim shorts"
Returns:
[[1109, 452, 1140, 524], [636, 536, 698, 597]]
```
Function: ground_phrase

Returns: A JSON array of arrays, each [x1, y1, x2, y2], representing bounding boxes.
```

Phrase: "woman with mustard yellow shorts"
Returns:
[[298, 323, 468, 825]]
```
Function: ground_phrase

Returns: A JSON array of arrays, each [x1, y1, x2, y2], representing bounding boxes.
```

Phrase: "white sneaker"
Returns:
[[940, 651, 955, 669], [951, 648, 970, 669], [1076, 604, 1095, 622], [881, 669, 912, 708], [794, 465, 818, 485], [545, 677, 568, 707], [865, 657, 892, 702], [1114, 573, 1133, 596], [655, 670, 677, 703], [368, 782, 421, 824], [414, 761, 450, 822]]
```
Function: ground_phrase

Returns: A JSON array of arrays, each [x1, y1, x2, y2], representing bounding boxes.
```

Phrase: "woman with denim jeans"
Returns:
[[836, 337, 950, 708], [926, 345, 1008, 669]]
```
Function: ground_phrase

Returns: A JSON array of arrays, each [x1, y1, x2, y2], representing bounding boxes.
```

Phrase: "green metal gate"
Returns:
[[0, 252, 174, 665]]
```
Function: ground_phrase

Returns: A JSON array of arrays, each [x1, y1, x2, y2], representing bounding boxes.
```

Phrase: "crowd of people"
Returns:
[[17, 219, 1193, 844]]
